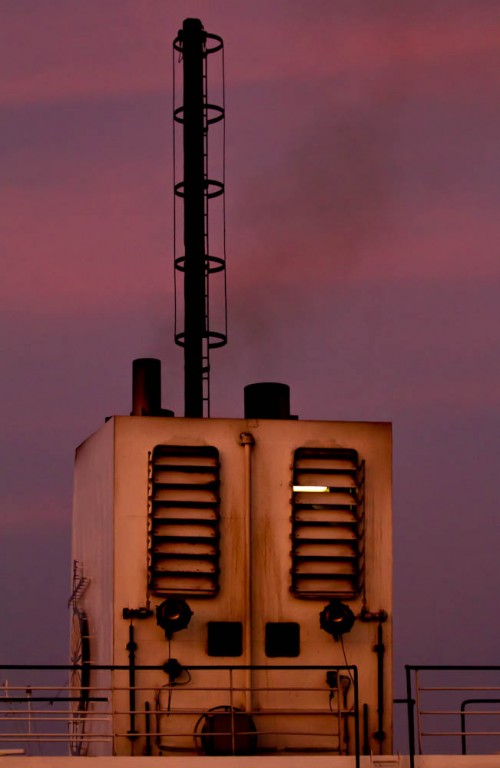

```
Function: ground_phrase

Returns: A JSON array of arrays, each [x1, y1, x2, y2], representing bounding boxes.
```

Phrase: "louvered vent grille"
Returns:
[[148, 445, 220, 596], [291, 448, 365, 599]]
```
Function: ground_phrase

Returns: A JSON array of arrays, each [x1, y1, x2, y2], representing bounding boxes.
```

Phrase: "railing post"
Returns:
[[145, 700, 152, 755], [406, 665, 415, 768], [229, 667, 235, 755], [353, 666, 360, 768], [126, 624, 138, 740]]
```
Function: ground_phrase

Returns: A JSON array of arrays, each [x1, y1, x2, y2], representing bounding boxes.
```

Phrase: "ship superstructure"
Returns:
[[70, 396, 392, 757]]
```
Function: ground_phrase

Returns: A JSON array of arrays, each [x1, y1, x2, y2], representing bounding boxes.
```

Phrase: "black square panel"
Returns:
[[265, 622, 300, 657], [207, 621, 243, 657]]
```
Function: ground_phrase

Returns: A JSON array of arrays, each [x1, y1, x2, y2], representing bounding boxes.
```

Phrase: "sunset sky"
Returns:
[[2, 0, 500, 748]]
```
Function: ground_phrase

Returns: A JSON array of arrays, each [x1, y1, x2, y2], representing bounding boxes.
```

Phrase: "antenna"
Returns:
[[173, 18, 227, 418]]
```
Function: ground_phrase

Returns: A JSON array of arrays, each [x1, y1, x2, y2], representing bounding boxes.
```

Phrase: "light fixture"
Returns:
[[156, 597, 193, 639], [319, 599, 355, 641], [292, 485, 329, 493]]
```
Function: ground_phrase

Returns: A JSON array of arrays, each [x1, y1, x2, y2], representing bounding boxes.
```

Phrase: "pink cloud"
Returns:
[[3, 166, 173, 309], [2, 3, 500, 106], [0, 4, 172, 106]]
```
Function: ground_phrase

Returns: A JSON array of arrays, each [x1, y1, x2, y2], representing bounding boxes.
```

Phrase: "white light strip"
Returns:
[[292, 485, 329, 493]]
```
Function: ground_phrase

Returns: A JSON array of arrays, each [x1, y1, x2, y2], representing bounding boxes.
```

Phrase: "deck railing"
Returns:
[[404, 664, 500, 766], [0, 663, 359, 764]]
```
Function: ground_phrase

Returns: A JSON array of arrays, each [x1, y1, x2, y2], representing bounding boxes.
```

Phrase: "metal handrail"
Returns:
[[0, 663, 360, 764], [405, 664, 500, 768], [460, 698, 500, 755]]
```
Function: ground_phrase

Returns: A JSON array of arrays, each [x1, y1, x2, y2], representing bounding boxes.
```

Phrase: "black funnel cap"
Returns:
[[244, 382, 294, 419]]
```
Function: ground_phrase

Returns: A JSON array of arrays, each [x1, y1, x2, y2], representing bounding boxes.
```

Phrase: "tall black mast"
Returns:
[[173, 19, 227, 417]]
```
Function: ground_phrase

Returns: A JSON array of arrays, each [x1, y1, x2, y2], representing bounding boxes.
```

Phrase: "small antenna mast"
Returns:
[[173, 18, 227, 418]]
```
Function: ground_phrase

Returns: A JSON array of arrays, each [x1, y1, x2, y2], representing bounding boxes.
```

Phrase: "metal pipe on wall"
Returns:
[[374, 622, 386, 751], [240, 432, 255, 713]]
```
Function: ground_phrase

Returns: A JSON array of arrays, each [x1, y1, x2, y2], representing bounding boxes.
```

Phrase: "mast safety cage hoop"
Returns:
[[174, 254, 226, 275], [173, 30, 224, 56], [175, 330, 227, 350]]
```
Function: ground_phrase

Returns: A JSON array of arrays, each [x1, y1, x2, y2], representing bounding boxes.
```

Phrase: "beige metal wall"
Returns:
[[72, 420, 115, 754], [72, 416, 392, 756]]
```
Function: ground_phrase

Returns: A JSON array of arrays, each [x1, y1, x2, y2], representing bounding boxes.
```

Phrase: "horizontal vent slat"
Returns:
[[294, 467, 357, 476], [294, 503, 359, 511], [153, 517, 219, 539], [152, 500, 218, 510], [152, 569, 220, 578], [153, 534, 218, 544], [152, 552, 219, 561], [154, 464, 218, 473], [293, 572, 358, 581], [294, 554, 358, 562], [153, 481, 219, 490]]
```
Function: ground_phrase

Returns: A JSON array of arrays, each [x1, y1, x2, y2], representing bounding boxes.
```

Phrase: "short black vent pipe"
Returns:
[[131, 358, 174, 417], [244, 382, 297, 420]]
